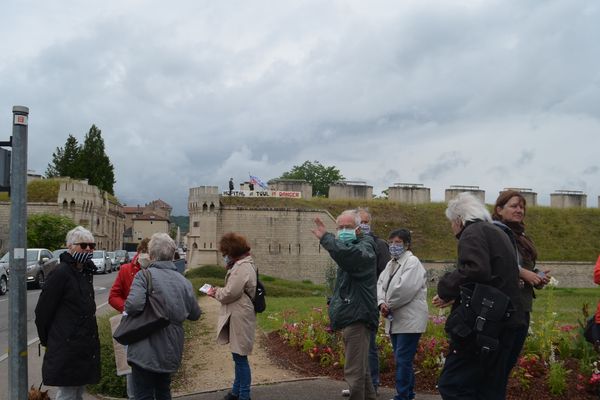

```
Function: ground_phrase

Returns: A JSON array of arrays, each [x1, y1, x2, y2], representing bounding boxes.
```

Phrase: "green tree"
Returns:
[[28, 214, 76, 250], [79, 125, 115, 194], [45, 135, 82, 178], [279, 160, 344, 197]]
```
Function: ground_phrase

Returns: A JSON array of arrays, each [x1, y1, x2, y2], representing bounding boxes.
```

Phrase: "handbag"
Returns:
[[445, 282, 513, 354], [113, 269, 170, 345], [584, 316, 600, 345]]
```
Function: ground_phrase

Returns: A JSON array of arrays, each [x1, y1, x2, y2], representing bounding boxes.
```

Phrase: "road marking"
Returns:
[[0, 301, 110, 363]]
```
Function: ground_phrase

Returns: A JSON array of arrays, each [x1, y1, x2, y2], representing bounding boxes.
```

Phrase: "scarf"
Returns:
[[226, 251, 251, 270], [504, 220, 538, 266]]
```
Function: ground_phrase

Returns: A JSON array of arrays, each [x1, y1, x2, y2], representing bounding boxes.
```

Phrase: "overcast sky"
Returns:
[[2, 1, 599, 214]]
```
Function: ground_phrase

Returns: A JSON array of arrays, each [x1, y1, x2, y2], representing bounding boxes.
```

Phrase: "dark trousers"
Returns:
[[506, 312, 530, 376], [438, 329, 517, 400], [368, 328, 379, 391], [131, 363, 172, 400]]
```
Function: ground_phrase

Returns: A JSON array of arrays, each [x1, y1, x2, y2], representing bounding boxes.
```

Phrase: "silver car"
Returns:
[[0, 252, 8, 295], [91, 250, 112, 274], [25, 248, 53, 289]]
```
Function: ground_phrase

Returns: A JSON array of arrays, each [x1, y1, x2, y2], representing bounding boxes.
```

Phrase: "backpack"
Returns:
[[245, 265, 266, 313]]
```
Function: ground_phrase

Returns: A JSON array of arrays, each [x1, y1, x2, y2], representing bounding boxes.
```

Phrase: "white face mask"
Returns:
[[138, 253, 151, 269]]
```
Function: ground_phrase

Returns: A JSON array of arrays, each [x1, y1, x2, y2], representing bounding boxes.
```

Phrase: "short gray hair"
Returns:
[[66, 226, 94, 246], [336, 209, 361, 227], [149, 233, 177, 261], [357, 207, 372, 222], [445, 192, 491, 224]]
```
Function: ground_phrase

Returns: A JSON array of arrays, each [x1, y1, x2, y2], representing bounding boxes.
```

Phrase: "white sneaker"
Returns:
[[341, 389, 350, 396]]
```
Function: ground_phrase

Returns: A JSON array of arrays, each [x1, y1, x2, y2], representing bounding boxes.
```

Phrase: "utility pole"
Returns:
[[8, 106, 29, 399]]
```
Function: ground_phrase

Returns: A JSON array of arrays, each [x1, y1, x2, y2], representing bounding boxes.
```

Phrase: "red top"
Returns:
[[108, 253, 141, 313], [594, 255, 600, 323]]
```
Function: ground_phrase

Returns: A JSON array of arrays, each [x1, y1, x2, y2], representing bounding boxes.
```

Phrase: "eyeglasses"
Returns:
[[75, 242, 96, 250]]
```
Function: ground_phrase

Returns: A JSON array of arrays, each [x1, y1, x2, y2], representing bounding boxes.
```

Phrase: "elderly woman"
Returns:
[[433, 192, 525, 400], [125, 233, 201, 399], [35, 226, 100, 400], [493, 190, 549, 374], [377, 228, 428, 400], [207, 232, 257, 400]]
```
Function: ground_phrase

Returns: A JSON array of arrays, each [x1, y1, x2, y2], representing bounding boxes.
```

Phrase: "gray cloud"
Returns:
[[418, 152, 469, 182], [1, 1, 600, 212]]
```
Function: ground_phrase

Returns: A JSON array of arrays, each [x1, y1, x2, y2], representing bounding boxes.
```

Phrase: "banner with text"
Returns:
[[223, 190, 301, 198]]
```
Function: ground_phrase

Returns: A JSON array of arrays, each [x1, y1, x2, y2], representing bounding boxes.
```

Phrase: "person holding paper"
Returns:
[[206, 232, 257, 400]]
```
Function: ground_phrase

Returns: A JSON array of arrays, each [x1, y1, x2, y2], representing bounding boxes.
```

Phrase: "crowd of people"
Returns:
[[33, 190, 560, 400]]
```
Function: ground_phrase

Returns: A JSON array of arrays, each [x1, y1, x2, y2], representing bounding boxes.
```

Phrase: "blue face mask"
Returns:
[[337, 228, 357, 243], [389, 243, 405, 258], [359, 223, 371, 235], [223, 255, 231, 265]]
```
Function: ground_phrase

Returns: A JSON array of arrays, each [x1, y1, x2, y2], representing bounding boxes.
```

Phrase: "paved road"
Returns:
[[0, 271, 117, 400]]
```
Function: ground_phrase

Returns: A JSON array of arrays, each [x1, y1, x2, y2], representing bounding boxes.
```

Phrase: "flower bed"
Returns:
[[269, 291, 600, 400]]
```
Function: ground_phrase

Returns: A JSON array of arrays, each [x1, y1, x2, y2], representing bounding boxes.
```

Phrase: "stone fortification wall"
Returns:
[[218, 207, 337, 284], [388, 185, 431, 204], [422, 261, 597, 289], [0, 179, 124, 252]]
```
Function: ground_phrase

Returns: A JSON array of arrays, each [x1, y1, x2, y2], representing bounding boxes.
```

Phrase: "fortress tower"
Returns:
[[187, 186, 220, 266]]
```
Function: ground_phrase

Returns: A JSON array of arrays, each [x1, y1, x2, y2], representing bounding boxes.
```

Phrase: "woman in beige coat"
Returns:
[[207, 232, 257, 400]]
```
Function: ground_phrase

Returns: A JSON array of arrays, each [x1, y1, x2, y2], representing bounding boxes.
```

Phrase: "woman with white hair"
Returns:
[[125, 232, 201, 399], [432, 192, 525, 400], [35, 226, 101, 400]]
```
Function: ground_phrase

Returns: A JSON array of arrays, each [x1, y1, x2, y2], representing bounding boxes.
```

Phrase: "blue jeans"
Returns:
[[131, 363, 172, 400], [390, 333, 421, 400], [232, 353, 252, 400], [368, 328, 379, 391]]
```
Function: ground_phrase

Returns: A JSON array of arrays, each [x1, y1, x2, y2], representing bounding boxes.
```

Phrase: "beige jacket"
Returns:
[[215, 255, 257, 355]]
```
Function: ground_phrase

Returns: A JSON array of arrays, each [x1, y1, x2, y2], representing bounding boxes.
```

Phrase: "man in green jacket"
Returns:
[[312, 210, 378, 400]]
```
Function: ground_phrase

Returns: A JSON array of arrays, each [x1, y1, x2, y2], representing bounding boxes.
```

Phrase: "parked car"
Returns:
[[42, 248, 68, 280], [91, 250, 112, 274], [128, 251, 137, 262], [107, 251, 120, 271], [0, 252, 8, 295], [26, 248, 53, 289], [114, 249, 130, 266]]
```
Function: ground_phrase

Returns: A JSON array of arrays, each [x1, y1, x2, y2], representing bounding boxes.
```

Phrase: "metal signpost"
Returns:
[[8, 106, 29, 399]]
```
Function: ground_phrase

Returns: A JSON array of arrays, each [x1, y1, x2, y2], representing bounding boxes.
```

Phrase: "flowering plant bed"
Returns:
[[267, 292, 600, 400]]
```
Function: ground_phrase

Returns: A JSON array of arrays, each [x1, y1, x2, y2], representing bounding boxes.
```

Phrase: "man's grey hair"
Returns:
[[445, 192, 491, 224], [65, 226, 94, 246], [336, 209, 361, 227], [357, 207, 372, 222], [149, 232, 177, 261]]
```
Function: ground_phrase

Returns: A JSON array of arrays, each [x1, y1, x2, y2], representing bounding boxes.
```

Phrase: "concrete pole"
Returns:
[[9, 105, 29, 399]]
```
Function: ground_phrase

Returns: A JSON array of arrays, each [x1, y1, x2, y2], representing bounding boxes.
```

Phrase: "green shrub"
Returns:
[[547, 361, 569, 395], [87, 313, 127, 398]]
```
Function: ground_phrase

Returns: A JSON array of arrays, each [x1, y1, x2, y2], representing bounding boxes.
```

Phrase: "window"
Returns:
[[193, 221, 199, 228]]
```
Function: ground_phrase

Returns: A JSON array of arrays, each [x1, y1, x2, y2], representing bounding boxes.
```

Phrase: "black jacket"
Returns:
[[437, 220, 525, 328], [34, 252, 101, 386], [370, 233, 391, 277]]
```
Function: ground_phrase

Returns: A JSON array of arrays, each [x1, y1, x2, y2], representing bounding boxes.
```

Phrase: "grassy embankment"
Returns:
[[221, 196, 600, 262]]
